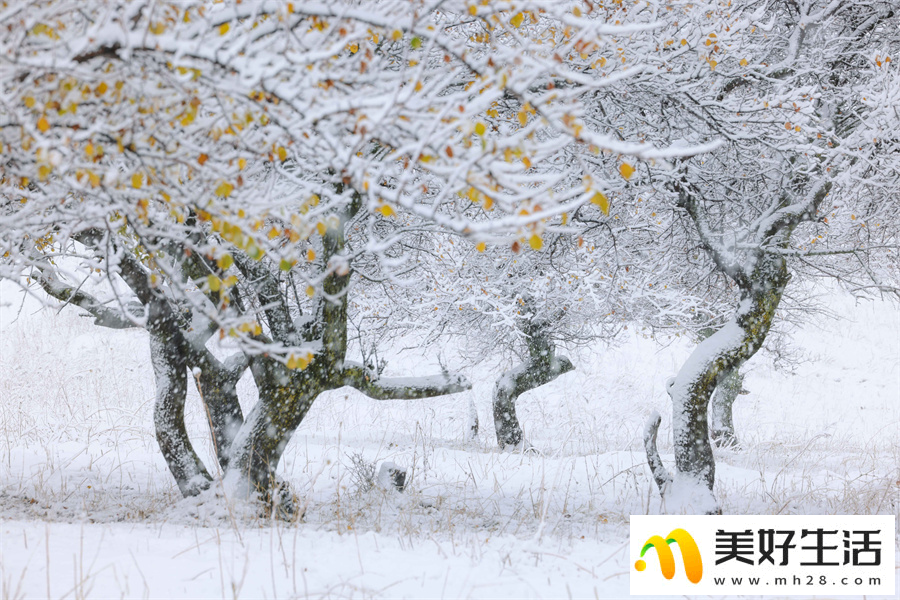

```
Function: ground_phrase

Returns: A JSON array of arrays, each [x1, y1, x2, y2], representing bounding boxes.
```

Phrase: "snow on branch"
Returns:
[[35, 270, 142, 330], [340, 362, 471, 400]]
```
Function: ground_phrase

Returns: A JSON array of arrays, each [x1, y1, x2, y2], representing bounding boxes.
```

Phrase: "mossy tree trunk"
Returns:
[[224, 196, 471, 509], [645, 180, 830, 513], [709, 368, 745, 447], [493, 305, 574, 449], [53, 231, 248, 495], [696, 327, 748, 448]]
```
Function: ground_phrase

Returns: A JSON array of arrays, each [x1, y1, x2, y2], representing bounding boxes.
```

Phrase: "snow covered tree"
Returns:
[[0, 0, 709, 507], [618, 0, 900, 512], [6, 0, 890, 516]]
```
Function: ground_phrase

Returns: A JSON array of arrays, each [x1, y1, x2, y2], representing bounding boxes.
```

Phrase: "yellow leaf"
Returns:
[[215, 181, 234, 197], [37, 116, 50, 133], [474, 122, 486, 136], [306, 249, 316, 261], [510, 12, 525, 28], [88, 171, 100, 188], [739, 58, 748, 67], [680, 39, 688, 46], [475, 241, 486, 252], [287, 353, 310, 370], [376, 204, 395, 217], [219, 22, 230, 35], [529, 233, 543, 250], [38, 164, 52, 181], [24, 96, 35, 108], [517, 110, 527, 127], [217, 254, 234, 269], [306, 285, 315, 298], [207, 275, 222, 292], [95, 82, 108, 96], [391, 29, 402, 41], [709, 60, 717, 70], [223, 275, 239, 287], [468, 5, 477, 16], [85, 142, 95, 158], [619, 163, 635, 180], [149, 22, 166, 35], [131, 173, 143, 189], [591, 191, 610, 215], [316, 222, 327, 236], [277, 146, 288, 161], [349, 43, 359, 54], [238, 157, 247, 170]]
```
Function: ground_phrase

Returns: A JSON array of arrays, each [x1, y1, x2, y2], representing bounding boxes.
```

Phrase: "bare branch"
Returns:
[[340, 362, 471, 400]]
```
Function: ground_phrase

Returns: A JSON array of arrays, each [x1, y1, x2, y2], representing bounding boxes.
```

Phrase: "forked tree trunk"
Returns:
[[188, 347, 246, 470], [225, 357, 322, 512], [219, 196, 471, 514], [493, 355, 574, 449], [493, 315, 574, 449]]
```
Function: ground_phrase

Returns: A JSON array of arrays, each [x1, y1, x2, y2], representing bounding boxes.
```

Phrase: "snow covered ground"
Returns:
[[1, 282, 897, 599]]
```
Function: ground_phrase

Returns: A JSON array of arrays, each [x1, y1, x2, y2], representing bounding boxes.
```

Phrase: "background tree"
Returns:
[[606, 0, 900, 512]]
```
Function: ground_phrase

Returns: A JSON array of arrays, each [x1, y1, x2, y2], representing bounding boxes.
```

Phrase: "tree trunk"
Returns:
[[493, 353, 574, 449], [647, 255, 789, 513], [224, 357, 322, 513], [189, 349, 246, 470], [697, 325, 745, 448], [710, 368, 745, 447], [493, 308, 575, 449], [466, 397, 479, 441], [149, 334, 212, 497]]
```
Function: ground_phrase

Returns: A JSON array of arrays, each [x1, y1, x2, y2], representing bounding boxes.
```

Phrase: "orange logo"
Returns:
[[634, 528, 703, 584]]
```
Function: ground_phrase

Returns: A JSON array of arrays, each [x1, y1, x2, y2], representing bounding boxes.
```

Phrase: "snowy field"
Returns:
[[0, 282, 897, 599]]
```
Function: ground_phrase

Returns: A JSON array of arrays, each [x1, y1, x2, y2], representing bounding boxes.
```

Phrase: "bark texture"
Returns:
[[150, 333, 212, 496], [645, 180, 830, 513], [492, 310, 574, 449], [709, 368, 746, 447], [224, 196, 471, 510]]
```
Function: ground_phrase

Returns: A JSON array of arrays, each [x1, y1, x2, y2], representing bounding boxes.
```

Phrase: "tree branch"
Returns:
[[340, 362, 471, 400], [754, 180, 832, 244], [231, 253, 295, 343], [35, 270, 141, 330], [675, 183, 750, 287]]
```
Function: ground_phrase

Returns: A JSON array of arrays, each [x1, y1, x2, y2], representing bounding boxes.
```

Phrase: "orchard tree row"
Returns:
[[1, 0, 896, 514]]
